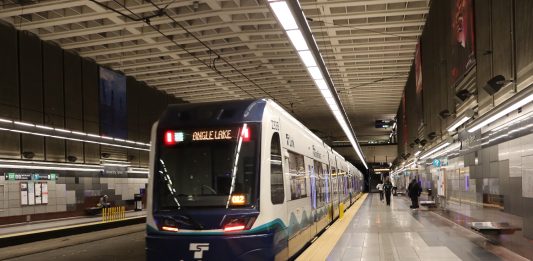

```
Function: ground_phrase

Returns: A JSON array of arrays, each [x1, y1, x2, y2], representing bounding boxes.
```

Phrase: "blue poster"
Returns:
[[99, 67, 127, 138]]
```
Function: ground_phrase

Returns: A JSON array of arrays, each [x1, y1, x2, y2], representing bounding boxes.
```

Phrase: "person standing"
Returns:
[[408, 179, 421, 209], [376, 181, 384, 201], [383, 177, 393, 206]]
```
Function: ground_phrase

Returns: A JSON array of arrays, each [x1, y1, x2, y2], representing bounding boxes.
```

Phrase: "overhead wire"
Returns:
[[143, 0, 278, 101], [90, 0, 259, 100]]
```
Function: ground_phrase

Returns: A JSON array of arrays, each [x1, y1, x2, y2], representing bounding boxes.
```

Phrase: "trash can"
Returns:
[[134, 194, 143, 211]]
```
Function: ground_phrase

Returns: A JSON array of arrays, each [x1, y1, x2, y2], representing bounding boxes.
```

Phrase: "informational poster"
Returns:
[[20, 182, 28, 205], [34, 183, 42, 205], [437, 170, 446, 197], [42, 182, 48, 204], [28, 182, 35, 205]]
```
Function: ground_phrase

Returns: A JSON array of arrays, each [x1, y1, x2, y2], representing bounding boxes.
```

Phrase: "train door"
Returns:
[[330, 162, 339, 220], [322, 162, 332, 223], [285, 150, 311, 257], [307, 157, 318, 238], [267, 128, 288, 260]]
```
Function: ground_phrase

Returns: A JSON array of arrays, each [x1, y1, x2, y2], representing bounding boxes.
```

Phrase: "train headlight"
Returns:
[[222, 215, 257, 232], [159, 218, 180, 232]]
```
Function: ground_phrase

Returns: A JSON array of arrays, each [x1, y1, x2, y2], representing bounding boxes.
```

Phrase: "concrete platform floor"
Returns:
[[326, 193, 527, 261]]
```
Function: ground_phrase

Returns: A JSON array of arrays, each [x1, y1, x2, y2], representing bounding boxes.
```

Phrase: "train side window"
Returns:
[[288, 151, 307, 200], [270, 133, 284, 204]]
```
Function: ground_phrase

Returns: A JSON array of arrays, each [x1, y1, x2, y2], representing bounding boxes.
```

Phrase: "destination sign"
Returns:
[[192, 129, 233, 141]]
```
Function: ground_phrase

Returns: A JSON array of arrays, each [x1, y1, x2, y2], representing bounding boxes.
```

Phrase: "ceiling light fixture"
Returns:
[[468, 83, 533, 133], [447, 109, 475, 132], [419, 138, 453, 160], [268, 0, 367, 169], [0, 117, 150, 151]]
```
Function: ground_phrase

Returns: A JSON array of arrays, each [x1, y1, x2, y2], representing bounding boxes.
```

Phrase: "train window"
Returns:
[[323, 164, 330, 203], [288, 151, 307, 200], [155, 125, 258, 208], [313, 161, 326, 208], [270, 133, 284, 204]]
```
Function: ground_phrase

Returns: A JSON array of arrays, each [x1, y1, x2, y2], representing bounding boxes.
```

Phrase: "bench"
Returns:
[[470, 222, 521, 235], [419, 200, 437, 208]]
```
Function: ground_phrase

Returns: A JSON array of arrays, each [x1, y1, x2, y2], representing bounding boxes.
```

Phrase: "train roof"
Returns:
[[158, 99, 267, 128]]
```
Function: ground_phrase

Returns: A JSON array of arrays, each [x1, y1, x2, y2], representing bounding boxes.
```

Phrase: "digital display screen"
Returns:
[[164, 126, 251, 145]]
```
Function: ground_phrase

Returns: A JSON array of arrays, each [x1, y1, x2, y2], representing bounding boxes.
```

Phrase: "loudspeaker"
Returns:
[[439, 109, 451, 119], [427, 132, 437, 140], [22, 151, 35, 159], [455, 89, 471, 102], [67, 155, 77, 162], [483, 75, 507, 95]]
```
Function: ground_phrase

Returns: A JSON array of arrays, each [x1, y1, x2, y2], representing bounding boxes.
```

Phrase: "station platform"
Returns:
[[298, 193, 530, 261], [0, 210, 146, 247]]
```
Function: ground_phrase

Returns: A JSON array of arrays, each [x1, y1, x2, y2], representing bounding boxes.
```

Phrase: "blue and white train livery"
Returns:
[[146, 99, 364, 261]]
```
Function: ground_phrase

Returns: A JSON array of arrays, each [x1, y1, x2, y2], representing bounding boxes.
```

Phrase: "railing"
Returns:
[[102, 206, 126, 222]]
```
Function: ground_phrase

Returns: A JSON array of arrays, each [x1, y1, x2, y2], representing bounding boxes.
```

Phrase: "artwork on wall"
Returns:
[[99, 67, 127, 138], [20, 182, 28, 205], [450, 0, 475, 85], [415, 42, 424, 129]]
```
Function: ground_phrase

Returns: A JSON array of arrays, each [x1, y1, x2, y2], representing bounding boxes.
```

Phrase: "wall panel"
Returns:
[[19, 31, 44, 160], [82, 59, 100, 164], [475, 0, 494, 111], [63, 51, 84, 162], [491, 0, 513, 85], [0, 22, 20, 158], [42, 41, 65, 162], [514, 0, 533, 86]]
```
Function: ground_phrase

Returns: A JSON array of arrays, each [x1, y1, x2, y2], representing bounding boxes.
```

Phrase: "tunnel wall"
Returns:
[[395, 0, 533, 238], [0, 21, 185, 223]]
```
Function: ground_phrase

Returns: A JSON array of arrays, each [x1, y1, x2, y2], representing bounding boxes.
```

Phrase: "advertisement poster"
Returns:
[[42, 182, 48, 204], [450, 0, 475, 84], [35, 183, 42, 205], [437, 170, 446, 197], [28, 182, 35, 205], [20, 182, 28, 205], [415, 42, 424, 128], [99, 67, 127, 138]]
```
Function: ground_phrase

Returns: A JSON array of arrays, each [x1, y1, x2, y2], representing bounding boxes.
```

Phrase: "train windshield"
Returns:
[[155, 124, 258, 209]]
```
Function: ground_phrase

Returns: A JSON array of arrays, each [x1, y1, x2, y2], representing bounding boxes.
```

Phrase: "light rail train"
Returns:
[[146, 99, 364, 260]]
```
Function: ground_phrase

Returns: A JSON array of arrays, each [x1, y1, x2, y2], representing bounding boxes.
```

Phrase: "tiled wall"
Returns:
[[421, 132, 533, 239], [0, 175, 147, 220]]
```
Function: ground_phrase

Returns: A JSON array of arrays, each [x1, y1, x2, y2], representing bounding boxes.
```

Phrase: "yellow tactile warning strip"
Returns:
[[297, 193, 368, 261], [0, 215, 145, 239]]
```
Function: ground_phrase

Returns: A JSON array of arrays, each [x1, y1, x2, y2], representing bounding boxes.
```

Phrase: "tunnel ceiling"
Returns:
[[0, 0, 429, 163]]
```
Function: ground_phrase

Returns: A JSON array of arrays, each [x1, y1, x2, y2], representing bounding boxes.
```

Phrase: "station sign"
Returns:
[[432, 159, 441, 167], [4, 172, 58, 181]]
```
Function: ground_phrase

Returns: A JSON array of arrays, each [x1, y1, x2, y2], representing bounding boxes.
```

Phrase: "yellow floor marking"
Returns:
[[296, 193, 368, 261]]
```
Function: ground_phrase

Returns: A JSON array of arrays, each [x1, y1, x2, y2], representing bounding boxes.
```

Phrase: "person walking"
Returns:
[[408, 179, 421, 209], [383, 177, 393, 206], [376, 181, 384, 201]]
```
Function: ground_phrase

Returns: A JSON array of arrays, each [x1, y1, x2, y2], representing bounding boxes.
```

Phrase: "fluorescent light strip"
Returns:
[[0, 164, 102, 172], [447, 116, 470, 132], [36, 125, 54, 130], [420, 142, 451, 160], [492, 110, 533, 132], [414, 151, 421, 156], [0, 159, 101, 168], [55, 128, 71, 133], [269, 1, 298, 30], [72, 131, 87, 136], [469, 94, 533, 132], [307, 67, 323, 80], [0, 128, 150, 151], [286, 29, 309, 51], [0, 118, 12, 123], [298, 50, 317, 67], [14, 121, 35, 127], [268, 0, 367, 169]]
